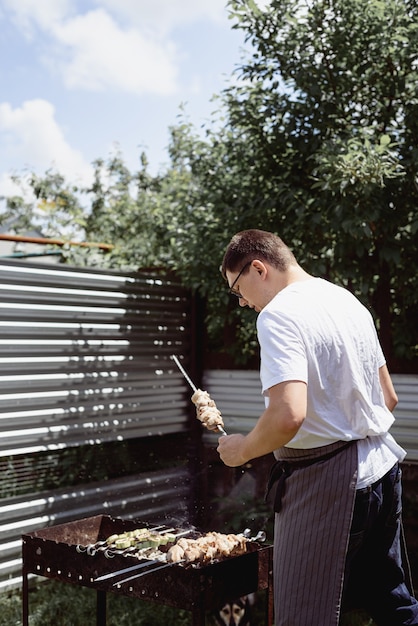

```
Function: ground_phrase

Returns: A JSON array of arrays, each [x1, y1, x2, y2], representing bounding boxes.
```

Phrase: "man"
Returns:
[[217, 229, 418, 626]]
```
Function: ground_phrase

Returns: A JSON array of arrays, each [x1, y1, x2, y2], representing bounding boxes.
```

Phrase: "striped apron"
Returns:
[[266, 440, 358, 626]]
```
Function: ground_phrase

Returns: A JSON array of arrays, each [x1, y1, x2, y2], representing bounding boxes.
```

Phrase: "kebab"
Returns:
[[100, 527, 248, 565], [92, 527, 265, 586], [110, 531, 252, 586], [166, 531, 248, 565], [191, 388, 225, 432], [171, 355, 227, 435]]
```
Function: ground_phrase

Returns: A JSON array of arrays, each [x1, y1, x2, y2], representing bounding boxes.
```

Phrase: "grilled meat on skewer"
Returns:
[[166, 531, 248, 565], [191, 389, 225, 431]]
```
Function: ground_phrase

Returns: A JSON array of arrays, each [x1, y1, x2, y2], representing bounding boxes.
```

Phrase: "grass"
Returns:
[[0, 582, 191, 626], [340, 612, 375, 626], [0, 581, 376, 625]]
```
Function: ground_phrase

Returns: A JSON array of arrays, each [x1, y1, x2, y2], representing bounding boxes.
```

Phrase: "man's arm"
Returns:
[[379, 364, 398, 411], [217, 380, 307, 467]]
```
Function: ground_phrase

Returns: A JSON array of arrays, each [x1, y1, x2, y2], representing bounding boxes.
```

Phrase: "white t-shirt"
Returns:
[[257, 277, 405, 488]]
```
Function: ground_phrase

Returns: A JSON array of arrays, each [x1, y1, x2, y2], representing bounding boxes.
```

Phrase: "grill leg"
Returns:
[[96, 589, 107, 626], [266, 549, 274, 625], [191, 601, 206, 626], [22, 570, 29, 626]]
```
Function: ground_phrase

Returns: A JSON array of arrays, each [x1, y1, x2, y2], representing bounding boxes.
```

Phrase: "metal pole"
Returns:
[[96, 590, 107, 626], [22, 569, 29, 626]]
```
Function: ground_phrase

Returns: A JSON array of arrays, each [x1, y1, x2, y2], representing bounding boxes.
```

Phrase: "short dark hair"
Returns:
[[221, 229, 296, 279]]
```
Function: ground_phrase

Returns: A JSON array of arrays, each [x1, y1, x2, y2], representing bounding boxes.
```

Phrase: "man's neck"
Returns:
[[278, 264, 313, 291]]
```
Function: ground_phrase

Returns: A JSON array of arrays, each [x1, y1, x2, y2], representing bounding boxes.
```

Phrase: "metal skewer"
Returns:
[[94, 558, 163, 583], [171, 354, 197, 393], [171, 355, 227, 436], [113, 560, 180, 587]]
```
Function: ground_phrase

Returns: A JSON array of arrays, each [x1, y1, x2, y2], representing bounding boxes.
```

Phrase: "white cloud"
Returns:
[[0, 1, 240, 188], [0, 173, 24, 198], [51, 9, 179, 95], [1, 0, 72, 35], [2, 1, 184, 96], [253, 0, 272, 10], [0, 99, 93, 188], [94, 0, 228, 33]]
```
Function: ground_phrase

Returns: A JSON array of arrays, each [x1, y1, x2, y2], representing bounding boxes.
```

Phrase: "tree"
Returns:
[[0, 154, 178, 269], [1, 0, 417, 369], [157, 0, 418, 369]]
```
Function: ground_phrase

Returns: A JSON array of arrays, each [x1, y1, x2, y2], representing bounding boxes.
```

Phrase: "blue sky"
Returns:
[[0, 0, 257, 198]]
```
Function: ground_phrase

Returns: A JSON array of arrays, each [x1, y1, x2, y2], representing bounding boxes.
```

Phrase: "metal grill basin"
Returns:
[[22, 515, 273, 625]]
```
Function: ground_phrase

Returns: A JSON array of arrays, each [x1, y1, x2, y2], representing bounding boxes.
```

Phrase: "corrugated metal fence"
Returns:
[[0, 260, 193, 455], [0, 259, 195, 591]]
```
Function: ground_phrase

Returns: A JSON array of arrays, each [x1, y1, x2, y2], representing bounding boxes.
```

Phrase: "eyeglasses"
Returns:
[[229, 261, 252, 298]]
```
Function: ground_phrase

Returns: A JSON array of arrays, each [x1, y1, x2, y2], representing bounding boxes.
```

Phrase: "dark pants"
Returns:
[[342, 463, 418, 625]]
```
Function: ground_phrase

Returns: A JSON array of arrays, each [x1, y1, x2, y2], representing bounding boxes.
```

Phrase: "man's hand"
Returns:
[[218, 380, 307, 467], [217, 381, 307, 466], [217, 434, 248, 467]]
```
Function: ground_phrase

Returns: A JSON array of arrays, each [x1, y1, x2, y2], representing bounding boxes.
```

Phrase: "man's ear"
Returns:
[[252, 259, 267, 277]]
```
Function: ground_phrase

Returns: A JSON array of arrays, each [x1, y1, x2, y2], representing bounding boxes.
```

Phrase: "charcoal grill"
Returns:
[[22, 514, 273, 625]]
